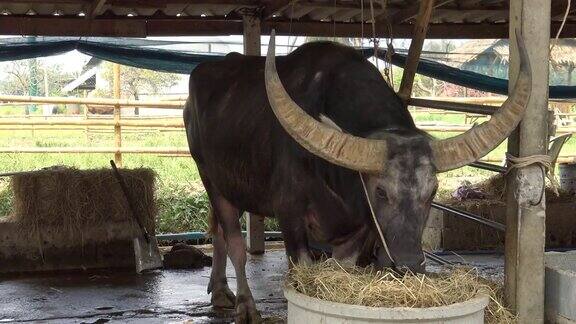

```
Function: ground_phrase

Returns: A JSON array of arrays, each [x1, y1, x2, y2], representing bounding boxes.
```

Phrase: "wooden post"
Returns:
[[83, 90, 89, 143], [113, 63, 122, 167], [397, 0, 434, 102], [505, 1, 551, 322], [84, 104, 90, 143], [243, 11, 265, 255]]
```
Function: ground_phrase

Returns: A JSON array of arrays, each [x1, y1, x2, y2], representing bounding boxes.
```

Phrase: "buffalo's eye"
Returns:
[[375, 186, 387, 200]]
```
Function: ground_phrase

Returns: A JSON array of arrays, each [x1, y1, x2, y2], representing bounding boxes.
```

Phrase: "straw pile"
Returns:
[[288, 259, 515, 324], [9, 166, 156, 239], [446, 173, 574, 206]]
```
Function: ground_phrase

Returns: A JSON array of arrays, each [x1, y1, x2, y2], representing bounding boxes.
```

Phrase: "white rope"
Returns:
[[359, 172, 396, 265], [550, 0, 571, 53], [506, 153, 560, 203]]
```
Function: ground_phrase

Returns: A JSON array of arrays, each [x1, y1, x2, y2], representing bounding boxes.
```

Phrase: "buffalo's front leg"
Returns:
[[207, 221, 235, 309], [332, 225, 372, 266], [213, 196, 261, 323]]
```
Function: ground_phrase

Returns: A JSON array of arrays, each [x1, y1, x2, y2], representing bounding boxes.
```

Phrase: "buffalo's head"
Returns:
[[264, 31, 531, 273]]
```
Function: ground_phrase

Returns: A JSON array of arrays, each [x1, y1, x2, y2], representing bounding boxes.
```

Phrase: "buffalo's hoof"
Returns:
[[210, 286, 236, 309], [235, 297, 262, 324]]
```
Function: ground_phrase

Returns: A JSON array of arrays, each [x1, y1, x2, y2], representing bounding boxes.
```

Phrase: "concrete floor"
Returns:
[[0, 250, 288, 323], [0, 249, 505, 324]]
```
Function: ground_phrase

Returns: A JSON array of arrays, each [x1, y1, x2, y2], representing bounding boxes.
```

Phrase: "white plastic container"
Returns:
[[284, 286, 489, 324]]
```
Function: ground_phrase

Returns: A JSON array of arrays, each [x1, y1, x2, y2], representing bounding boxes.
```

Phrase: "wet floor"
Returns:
[[0, 250, 288, 323], [0, 249, 504, 323]]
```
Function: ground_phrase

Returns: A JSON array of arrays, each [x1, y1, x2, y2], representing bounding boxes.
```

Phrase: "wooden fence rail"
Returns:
[[0, 94, 185, 108], [0, 94, 573, 163], [0, 119, 183, 127]]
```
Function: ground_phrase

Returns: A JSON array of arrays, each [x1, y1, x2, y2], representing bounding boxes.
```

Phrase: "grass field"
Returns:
[[0, 109, 573, 234]]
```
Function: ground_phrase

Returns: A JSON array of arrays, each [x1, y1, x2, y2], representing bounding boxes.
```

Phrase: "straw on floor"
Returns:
[[288, 259, 515, 324]]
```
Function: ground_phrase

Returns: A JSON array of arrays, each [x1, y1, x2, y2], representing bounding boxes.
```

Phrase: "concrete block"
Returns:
[[429, 201, 576, 251], [426, 208, 444, 229], [422, 227, 442, 251], [0, 219, 138, 273], [545, 251, 576, 324]]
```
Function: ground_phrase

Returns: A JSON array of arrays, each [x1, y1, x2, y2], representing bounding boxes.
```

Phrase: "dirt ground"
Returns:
[[0, 249, 504, 323]]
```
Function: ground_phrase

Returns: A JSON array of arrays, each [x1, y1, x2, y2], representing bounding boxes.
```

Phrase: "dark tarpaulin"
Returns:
[[0, 37, 222, 74], [1, 37, 574, 98]]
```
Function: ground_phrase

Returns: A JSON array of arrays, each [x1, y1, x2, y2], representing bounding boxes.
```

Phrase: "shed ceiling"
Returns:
[[0, 0, 573, 38]]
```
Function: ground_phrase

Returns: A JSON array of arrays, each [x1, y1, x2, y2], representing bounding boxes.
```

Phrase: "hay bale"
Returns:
[[288, 259, 516, 324], [10, 166, 156, 239]]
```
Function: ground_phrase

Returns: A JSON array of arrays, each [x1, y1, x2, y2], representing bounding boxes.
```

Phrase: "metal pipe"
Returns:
[[432, 202, 506, 232], [424, 250, 453, 265], [408, 98, 496, 115], [470, 161, 506, 173], [156, 231, 283, 241]]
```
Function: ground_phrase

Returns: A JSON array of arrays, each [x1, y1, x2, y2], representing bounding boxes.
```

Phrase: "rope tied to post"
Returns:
[[505, 153, 560, 203]]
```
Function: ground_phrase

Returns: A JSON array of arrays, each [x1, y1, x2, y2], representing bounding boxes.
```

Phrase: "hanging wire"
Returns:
[[369, 0, 395, 86], [333, 0, 337, 41], [287, 2, 295, 54], [361, 0, 364, 42], [550, 0, 571, 53], [369, 0, 379, 70]]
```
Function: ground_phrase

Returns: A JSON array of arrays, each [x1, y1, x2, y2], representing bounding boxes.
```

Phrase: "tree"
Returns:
[[100, 62, 179, 100], [99, 62, 180, 115], [0, 59, 74, 96]]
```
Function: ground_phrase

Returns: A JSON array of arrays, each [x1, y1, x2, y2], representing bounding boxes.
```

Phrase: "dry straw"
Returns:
[[288, 259, 516, 324], [446, 173, 574, 206], [9, 166, 157, 240]]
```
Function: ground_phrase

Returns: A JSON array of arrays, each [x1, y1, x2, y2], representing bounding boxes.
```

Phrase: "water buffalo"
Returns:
[[184, 32, 531, 323]]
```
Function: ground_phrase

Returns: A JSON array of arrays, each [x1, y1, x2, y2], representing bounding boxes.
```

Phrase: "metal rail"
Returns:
[[157, 231, 283, 241], [469, 161, 506, 173], [408, 98, 496, 115], [424, 251, 454, 265], [432, 202, 506, 232]]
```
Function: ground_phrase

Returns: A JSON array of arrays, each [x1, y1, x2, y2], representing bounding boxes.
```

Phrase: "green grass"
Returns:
[[0, 111, 573, 233], [0, 127, 281, 233]]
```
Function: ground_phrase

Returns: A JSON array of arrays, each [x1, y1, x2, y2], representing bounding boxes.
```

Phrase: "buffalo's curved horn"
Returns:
[[264, 30, 387, 173], [432, 31, 532, 172]]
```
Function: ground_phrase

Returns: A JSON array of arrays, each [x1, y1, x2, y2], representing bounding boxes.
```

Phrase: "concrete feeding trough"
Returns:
[[545, 251, 576, 323], [284, 287, 489, 324]]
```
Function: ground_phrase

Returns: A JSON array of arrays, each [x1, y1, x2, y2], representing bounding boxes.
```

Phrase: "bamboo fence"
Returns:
[[0, 94, 574, 163]]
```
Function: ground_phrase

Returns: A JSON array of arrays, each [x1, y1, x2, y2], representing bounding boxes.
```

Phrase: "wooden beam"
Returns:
[[0, 16, 147, 36], [262, 0, 298, 19], [102, 0, 260, 9], [397, 0, 435, 102], [381, 0, 453, 25], [263, 20, 515, 38], [505, 0, 551, 322], [2, 15, 576, 38], [0, 0, 90, 3], [89, 0, 107, 18]]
